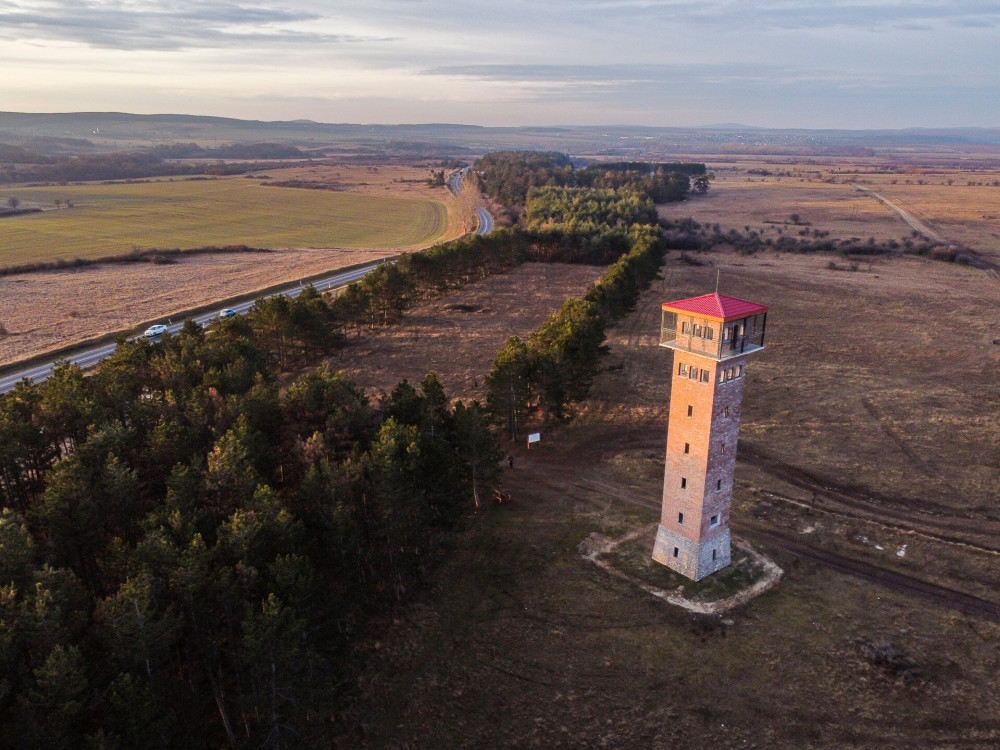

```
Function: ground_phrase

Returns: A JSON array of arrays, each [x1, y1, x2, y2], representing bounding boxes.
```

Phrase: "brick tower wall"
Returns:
[[652, 352, 749, 580]]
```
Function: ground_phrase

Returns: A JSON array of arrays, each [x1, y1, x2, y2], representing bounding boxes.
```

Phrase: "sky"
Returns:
[[1, 0, 997, 129]]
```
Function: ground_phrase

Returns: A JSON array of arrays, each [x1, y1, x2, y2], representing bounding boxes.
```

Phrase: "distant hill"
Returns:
[[1, 111, 999, 158]]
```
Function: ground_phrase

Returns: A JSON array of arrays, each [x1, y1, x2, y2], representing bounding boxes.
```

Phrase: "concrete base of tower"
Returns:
[[651, 525, 731, 581]]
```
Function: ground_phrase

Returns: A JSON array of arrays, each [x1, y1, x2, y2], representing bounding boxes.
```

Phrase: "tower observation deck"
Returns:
[[651, 293, 769, 580]]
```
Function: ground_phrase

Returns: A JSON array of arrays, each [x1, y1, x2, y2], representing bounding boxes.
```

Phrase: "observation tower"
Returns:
[[651, 292, 769, 580]]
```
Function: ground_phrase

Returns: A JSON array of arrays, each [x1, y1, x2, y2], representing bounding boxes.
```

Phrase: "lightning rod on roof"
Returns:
[[715, 269, 720, 295]]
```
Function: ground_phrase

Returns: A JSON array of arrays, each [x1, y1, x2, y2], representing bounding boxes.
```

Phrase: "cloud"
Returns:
[[576, 0, 1000, 31], [0, 0, 389, 51]]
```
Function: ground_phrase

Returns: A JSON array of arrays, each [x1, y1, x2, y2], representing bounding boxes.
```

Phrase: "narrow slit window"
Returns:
[[710, 514, 719, 527], [720, 443, 726, 455], [680, 477, 687, 489], [684, 443, 690, 454], [678, 512, 684, 524], [673, 547, 679, 558], [687, 405, 693, 417], [712, 549, 717, 561], [716, 479, 722, 491], [724, 407, 730, 417]]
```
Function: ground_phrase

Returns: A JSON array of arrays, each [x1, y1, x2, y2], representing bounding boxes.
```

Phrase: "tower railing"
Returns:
[[660, 311, 767, 360]]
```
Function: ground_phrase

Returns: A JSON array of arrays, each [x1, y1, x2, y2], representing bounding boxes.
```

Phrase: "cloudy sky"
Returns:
[[1, 0, 997, 128]]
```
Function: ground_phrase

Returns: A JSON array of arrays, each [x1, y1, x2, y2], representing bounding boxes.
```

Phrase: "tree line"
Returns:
[[474, 150, 710, 206], [485, 225, 665, 439]]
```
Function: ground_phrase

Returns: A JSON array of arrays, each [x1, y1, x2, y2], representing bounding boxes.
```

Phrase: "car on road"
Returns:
[[219, 308, 237, 318], [143, 324, 168, 338]]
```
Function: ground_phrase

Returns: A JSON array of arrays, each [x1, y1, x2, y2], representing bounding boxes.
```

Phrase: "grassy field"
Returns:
[[657, 155, 1000, 261], [325, 249, 1000, 748], [0, 176, 449, 267]]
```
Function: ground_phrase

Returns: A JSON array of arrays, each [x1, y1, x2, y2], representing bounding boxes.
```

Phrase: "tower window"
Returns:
[[738, 364, 744, 377], [680, 478, 687, 489], [720, 443, 726, 455], [684, 443, 690, 454], [678, 512, 684, 524], [693, 324, 702, 337], [716, 479, 722, 491], [712, 549, 717, 561], [710, 514, 719, 527], [718, 370, 725, 384], [688, 367, 698, 380], [705, 327, 714, 341], [724, 406, 730, 417], [687, 405, 693, 417], [700, 369, 710, 383], [678, 362, 687, 376], [673, 547, 679, 558], [681, 321, 691, 334]]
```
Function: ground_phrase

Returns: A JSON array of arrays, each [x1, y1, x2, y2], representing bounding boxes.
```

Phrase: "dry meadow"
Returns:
[[327, 243, 1000, 748]]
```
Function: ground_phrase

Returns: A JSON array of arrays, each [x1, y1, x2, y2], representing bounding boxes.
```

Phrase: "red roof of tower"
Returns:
[[662, 293, 768, 321]]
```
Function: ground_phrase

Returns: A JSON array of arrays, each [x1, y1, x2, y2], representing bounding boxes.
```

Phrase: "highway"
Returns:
[[450, 167, 494, 235], [0, 263, 381, 395]]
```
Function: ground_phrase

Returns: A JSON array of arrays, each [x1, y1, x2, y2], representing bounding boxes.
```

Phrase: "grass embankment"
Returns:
[[0, 178, 448, 267]]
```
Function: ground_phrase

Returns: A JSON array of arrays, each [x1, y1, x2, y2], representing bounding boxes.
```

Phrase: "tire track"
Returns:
[[516, 450, 1000, 624], [739, 528, 1000, 624]]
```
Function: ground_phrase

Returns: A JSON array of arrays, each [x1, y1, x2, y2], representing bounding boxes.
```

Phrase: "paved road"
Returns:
[[450, 167, 494, 235], [0, 262, 381, 395], [475, 205, 494, 234]]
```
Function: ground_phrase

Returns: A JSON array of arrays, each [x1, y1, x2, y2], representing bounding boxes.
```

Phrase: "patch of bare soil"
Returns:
[[0, 248, 392, 365], [332, 249, 1000, 749], [326, 262, 606, 402]]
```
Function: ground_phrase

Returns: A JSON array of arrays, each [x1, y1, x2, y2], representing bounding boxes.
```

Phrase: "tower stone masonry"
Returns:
[[651, 292, 768, 581]]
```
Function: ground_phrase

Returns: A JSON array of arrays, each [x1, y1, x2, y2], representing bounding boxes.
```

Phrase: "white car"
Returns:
[[144, 324, 168, 338]]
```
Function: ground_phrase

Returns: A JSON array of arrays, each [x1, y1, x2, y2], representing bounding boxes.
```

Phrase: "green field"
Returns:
[[0, 178, 448, 267]]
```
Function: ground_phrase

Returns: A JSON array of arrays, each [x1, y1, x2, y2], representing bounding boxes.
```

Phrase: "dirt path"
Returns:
[[852, 183, 947, 243]]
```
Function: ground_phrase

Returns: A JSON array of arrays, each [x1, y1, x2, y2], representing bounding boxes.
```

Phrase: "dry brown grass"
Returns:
[[330, 247, 1000, 748], [0, 247, 393, 365], [326, 262, 606, 402], [658, 155, 1000, 260]]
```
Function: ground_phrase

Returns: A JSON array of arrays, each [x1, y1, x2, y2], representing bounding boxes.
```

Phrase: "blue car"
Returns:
[[219, 308, 237, 318]]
